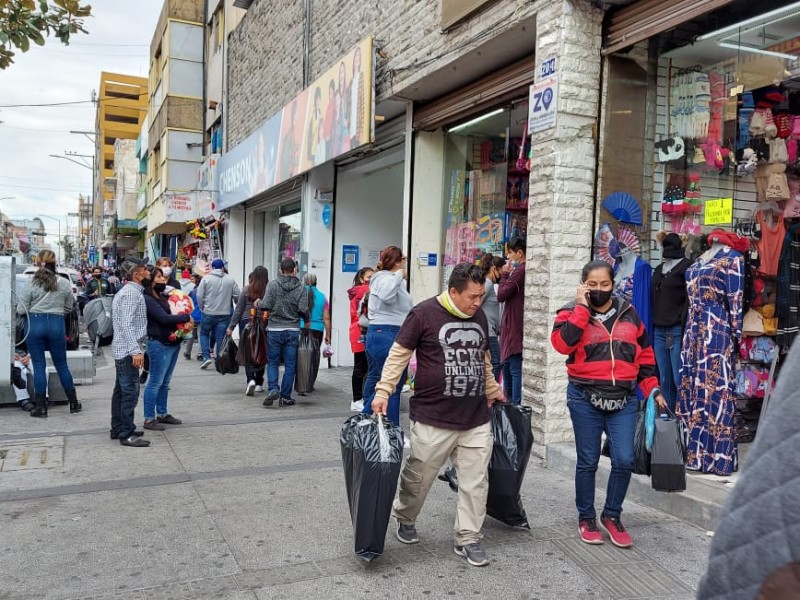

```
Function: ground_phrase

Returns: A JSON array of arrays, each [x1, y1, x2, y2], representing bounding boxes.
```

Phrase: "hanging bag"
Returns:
[[650, 406, 687, 493], [216, 335, 240, 375], [295, 328, 319, 394], [248, 309, 268, 368]]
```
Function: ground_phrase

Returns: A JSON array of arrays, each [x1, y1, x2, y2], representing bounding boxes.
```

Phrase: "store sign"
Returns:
[[218, 37, 375, 211], [196, 154, 220, 219], [164, 193, 196, 223], [540, 57, 557, 78], [529, 76, 558, 134], [704, 198, 733, 225]]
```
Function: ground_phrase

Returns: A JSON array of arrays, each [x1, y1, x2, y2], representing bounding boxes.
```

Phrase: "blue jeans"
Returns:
[[200, 314, 229, 362], [567, 383, 637, 521], [502, 353, 523, 406], [488, 336, 502, 382], [110, 356, 141, 439], [239, 319, 265, 386], [143, 340, 181, 420], [653, 325, 682, 412], [267, 330, 299, 399], [25, 313, 74, 397], [362, 325, 406, 427]]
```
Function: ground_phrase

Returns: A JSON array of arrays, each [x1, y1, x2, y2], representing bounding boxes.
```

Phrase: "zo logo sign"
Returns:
[[528, 76, 558, 134]]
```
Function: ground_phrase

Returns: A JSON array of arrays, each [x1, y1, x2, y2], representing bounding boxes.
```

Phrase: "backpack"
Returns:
[[358, 291, 370, 331]]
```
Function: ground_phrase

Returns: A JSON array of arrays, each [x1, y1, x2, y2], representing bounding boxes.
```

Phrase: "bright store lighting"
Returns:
[[448, 109, 505, 133]]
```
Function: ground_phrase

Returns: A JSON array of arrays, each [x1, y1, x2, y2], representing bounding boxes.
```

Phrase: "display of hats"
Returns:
[[743, 308, 765, 337]]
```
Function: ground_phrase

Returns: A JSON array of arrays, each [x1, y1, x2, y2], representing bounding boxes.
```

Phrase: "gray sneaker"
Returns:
[[396, 521, 419, 544], [200, 359, 213, 370], [263, 390, 280, 407], [454, 542, 489, 567]]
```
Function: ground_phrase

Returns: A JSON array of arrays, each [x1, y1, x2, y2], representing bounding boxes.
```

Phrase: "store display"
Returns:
[[601, 192, 644, 226], [613, 227, 652, 335]]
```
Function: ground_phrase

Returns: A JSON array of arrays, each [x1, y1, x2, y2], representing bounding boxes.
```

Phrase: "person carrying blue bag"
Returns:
[[552, 260, 667, 549]]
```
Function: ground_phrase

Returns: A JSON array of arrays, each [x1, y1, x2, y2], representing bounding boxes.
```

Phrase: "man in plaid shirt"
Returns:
[[110, 259, 151, 447]]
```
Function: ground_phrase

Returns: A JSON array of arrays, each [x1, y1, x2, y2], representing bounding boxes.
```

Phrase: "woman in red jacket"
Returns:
[[347, 267, 374, 412], [552, 260, 666, 549]]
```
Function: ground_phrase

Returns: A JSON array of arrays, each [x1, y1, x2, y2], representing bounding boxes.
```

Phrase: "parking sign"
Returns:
[[528, 76, 558, 134]]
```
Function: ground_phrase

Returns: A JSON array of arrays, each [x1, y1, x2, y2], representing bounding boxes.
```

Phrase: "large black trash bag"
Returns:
[[633, 409, 652, 477], [295, 329, 319, 394], [340, 413, 403, 562], [650, 409, 686, 492], [487, 403, 534, 529], [216, 335, 240, 375]]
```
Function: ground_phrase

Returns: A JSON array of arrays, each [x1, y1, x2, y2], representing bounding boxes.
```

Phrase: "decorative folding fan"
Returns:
[[594, 223, 620, 265], [602, 192, 644, 226], [616, 225, 641, 255]]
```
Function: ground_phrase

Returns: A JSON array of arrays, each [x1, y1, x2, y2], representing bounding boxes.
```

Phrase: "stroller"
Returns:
[[83, 296, 114, 356]]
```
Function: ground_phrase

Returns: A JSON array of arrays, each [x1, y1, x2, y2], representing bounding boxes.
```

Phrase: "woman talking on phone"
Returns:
[[551, 260, 666, 549]]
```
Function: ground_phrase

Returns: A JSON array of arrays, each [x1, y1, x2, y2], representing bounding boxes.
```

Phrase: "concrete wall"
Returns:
[[113, 139, 140, 222]]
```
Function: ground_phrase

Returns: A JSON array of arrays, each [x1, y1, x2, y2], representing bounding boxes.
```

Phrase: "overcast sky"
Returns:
[[0, 0, 162, 251]]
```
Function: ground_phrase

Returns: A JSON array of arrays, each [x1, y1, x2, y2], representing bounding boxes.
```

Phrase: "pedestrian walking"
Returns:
[[479, 253, 505, 382], [85, 266, 113, 298], [497, 236, 526, 405], [227, 266, 269, 396], [551, 260, 666, 548], [361, 246, 413, 427], [257, 257, 309, 407], [142, 266, 192, 431], [155, 256, 181, 289], [17, 250, 81, 418], [107, 269, 120, 290], [347, 267, 373, 412], [300, 273, 331, 391], [371, 263, 503, 567], [184, 273, 203, 360], [110, 258, 151, 447], [197, 258, 240, 370]]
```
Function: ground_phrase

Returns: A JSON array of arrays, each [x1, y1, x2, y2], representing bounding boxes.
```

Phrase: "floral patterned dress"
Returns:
[[678, 246, 743, 476]]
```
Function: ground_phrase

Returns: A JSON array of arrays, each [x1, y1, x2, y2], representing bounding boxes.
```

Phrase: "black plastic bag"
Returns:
[[633, 410, 652, 476], [216, 335, 240, 375], [487, 403, 534, 528], [650, 410, 686, 492], [295, 329, 319, 394], [340, 413, 403, 561]]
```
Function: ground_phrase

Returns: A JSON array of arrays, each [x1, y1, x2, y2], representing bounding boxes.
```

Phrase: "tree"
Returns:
[[58, 235, 76, 263], [0, 0, 92, 69]]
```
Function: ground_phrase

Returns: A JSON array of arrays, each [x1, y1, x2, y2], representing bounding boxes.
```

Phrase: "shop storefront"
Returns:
[[596, 0, 800, 473]]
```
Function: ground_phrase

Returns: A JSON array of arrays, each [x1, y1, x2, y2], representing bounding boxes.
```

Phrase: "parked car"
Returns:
[[17, 268, 81, 350]]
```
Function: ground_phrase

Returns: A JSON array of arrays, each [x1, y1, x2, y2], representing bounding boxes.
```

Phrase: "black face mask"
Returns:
[[153, 283, 167, 293], [139, 276, 151, 287], [93, 273, 101, 279], [588, 289, 613, 308]]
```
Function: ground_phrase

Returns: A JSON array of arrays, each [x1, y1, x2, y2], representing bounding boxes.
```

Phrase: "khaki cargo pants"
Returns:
[[392, 420, 493, 545]]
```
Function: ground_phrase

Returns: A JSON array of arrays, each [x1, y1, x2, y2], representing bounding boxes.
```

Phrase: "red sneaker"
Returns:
[[578, 519, 604, 545], [600, 515, 633, 548]]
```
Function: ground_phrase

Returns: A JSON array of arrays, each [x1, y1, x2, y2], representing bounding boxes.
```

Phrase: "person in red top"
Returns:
[[497, 236, 526, 405], [347, 267, 373, 412], [552, 260, 667, 549]]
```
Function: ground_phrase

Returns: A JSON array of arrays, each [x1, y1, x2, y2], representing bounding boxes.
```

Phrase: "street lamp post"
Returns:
[[38, 215, 62, 263]]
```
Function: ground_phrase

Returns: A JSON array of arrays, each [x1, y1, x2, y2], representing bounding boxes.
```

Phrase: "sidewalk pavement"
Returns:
[[0, 354, 710, 600]]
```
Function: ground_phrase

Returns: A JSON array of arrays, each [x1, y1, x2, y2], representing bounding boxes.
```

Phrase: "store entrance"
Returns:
[[331, 148, 405, 367]]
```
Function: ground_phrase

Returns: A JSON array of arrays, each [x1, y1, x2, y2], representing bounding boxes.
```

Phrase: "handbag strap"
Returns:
[[30, 291, 52, 313]]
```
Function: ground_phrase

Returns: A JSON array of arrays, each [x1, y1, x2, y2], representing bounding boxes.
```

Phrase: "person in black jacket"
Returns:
[[142, 266, 193, 431]]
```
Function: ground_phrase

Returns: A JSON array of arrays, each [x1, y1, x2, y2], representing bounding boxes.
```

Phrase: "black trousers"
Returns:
[[352, 351, 368, 401]]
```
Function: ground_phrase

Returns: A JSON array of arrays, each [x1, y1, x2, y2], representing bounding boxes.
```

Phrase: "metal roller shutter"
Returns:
[[245, 178, 303, 212], [603, 0, 736, 55], [412, 58, 535, 131]]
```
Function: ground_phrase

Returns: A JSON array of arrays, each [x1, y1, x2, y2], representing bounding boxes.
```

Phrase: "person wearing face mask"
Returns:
[[155, 257, 181, 290], [142, 267, 193, 431], [497, 236, 527, 405], [85, 267, 113, 298], [479, 253, 506, 382], [552, 260, 667, 549]]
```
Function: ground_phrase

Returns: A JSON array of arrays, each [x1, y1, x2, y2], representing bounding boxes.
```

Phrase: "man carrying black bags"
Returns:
[[371, 263, 504, 567]]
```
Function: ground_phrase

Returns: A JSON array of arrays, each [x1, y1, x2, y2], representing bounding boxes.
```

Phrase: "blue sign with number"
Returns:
[[541, 57, 556, 79]]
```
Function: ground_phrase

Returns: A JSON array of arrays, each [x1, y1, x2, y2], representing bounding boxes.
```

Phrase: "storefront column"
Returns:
[[227, 209, 247, 283], [526, 0, 603, 456]]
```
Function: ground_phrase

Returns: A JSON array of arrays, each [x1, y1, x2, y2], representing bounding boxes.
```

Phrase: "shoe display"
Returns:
[[143, 420, 166, 431], [454, 542, 489, 567], [157, 414, 182, 425], [599, 515, 633, 548], [254, 385, 264, 393], [279, 397, 296, 406], [200, 359, 214, 370], [579, 519, 604, 545], [350, 399, 364, 412], [396, 521, 419, 544], [120, 436, 151, 447], [263, 390, 280, 407], [246, 380, 256, 396]]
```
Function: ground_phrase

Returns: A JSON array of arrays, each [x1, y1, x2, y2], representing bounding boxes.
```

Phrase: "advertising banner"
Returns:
[[165, 193, 196, 223], [218, 37, 374, 210]]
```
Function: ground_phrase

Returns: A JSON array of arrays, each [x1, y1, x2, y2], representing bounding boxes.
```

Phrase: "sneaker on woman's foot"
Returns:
[[599, 515, 632, 548], [254, 385, 264, 393], [245, 380, 256, 396], [350, 400, 364, 412], [578, 519, 604, 545]]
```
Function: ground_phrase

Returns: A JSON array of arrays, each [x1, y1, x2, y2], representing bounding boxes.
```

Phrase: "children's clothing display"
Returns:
[[678, 244, 744, 476]]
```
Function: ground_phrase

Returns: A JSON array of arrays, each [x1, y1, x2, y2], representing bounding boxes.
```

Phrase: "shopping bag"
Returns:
[[650, 408, 687, 492], [633, 409, 651, 476], [295, 328, 319, 394], [248, 317, 268, 368], [216, 335, 240, 375], [486, 403, 534, 529], [340, 413, 403, 561]]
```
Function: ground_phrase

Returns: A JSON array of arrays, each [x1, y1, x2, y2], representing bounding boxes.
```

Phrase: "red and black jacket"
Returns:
[[551, 298, 659, 397]]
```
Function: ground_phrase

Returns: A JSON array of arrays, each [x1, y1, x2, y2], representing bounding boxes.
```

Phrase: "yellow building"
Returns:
[[93, 72, 148, 253]]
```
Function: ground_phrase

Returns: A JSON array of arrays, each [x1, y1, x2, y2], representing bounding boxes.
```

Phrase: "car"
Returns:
[[17, 268, 81, 350], [23, 266, 81, 301]]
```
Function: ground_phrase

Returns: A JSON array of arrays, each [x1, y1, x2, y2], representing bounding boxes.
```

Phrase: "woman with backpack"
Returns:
[[361, 246, 413, 428], [347, 267, 373, 412], [227, 266, 269, 397]]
